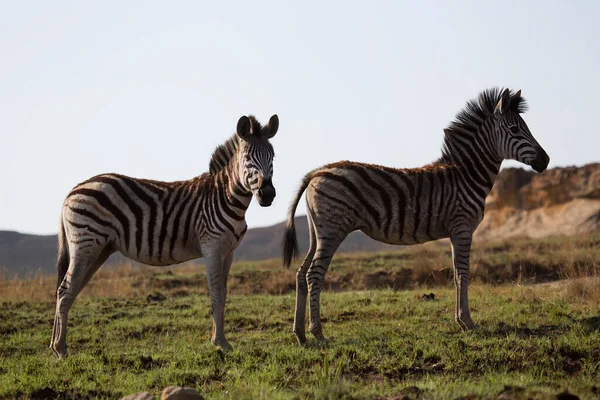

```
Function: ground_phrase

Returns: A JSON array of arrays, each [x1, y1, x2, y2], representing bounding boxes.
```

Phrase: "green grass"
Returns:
[[2, 285, 600, 399]]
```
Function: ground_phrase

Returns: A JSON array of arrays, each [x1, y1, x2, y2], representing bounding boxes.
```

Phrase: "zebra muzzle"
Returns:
[[257, 182, 276, 207], [530, 147, 550, 173]]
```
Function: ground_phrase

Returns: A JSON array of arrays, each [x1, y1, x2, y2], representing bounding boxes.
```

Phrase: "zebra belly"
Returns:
[[118, 239, 202, 267], [361, 217, 448, 246], [363, 229, 447, 246]]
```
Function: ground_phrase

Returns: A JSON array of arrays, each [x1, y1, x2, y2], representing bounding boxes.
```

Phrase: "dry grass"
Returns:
[[1, 233, 599, 303]]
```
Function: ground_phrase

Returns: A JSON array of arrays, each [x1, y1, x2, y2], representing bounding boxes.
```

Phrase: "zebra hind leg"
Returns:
[[51, 243, 107, 359], [307, 231, 345, 343], [293, 211, 317, 345]]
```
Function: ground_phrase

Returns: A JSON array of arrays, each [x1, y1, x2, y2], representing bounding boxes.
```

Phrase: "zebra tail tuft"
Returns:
[[56, 217, 70, 291], [282, 175, 311, 268]]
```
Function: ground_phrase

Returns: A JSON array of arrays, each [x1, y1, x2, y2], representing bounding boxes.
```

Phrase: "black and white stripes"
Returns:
[[51, 114, 279, 358], [283, 88, 549, 344]]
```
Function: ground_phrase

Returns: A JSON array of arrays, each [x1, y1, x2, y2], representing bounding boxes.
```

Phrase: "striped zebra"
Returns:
[[283, 88, 549, 344], [50, 114, 279, 358]]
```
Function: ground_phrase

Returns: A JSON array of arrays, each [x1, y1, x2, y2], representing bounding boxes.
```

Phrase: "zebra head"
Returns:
[[492, 89, 550, 173], [236, 114, 279, 206]]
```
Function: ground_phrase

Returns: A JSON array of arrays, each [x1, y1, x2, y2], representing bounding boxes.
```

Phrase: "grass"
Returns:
[[1, 234, 600, 399], [2, 233, 599, 302]]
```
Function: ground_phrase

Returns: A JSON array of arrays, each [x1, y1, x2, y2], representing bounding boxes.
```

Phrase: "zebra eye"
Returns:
[[509, 126, 526, 139]]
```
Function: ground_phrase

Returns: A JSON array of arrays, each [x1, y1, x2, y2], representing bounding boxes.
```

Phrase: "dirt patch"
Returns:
[[332, 310, 356, 322], [580, 315, 600, 332], [146, 293, 166, 302], [420, 293, 436, 301], [29, 387, 59, 400], [559, 347, 586, 375], [0, 325, 17, 335]]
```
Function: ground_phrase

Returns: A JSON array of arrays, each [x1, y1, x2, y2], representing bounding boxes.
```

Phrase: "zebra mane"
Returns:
[[439, 87, 527, 162], [208, 116, 267, 174], [209, 134, 241, 174]]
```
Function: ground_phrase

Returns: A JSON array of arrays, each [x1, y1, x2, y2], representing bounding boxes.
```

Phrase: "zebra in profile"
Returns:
[[51, 114, 279, 358], [283, 88, 549, 344]]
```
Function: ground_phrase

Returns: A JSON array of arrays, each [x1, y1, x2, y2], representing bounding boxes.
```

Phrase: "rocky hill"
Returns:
[[474, 163, 600, 239], [1, 163, 598, 277]]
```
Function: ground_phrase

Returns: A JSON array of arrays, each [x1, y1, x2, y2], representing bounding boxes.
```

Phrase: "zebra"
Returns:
[[283, 88, 549, 345], [50, 114, 279, 358]]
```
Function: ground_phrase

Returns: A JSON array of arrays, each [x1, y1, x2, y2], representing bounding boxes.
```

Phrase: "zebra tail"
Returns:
[[56, 217, 70, 291], [282, 174, 312, 268]]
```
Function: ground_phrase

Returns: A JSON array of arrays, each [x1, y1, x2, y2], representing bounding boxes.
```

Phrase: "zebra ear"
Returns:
[[494, 88, 511, 116], [236, 116, 252, 140], [261, 114, 279, 139]]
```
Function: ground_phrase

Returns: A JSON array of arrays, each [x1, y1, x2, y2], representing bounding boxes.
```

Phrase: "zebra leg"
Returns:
[[222, 250, 234, 304], [77, 246, 114, 295], [450, 233, 476, 330], [51, 251, 101, 359], [217, 250, 234, 342], [293, 212, 317, 345], [307, 235, 344, 342], [202, 246, 232, 351]]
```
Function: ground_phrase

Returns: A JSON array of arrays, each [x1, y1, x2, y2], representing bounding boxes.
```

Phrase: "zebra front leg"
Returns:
[[221, 250, 234, 304], [215, 251, 233, 350], [203, 247, 232, 351], [450, 233, 476, 330]]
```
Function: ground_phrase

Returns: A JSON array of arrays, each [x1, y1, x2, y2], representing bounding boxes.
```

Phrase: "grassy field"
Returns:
[[1, 234, 600, 399]]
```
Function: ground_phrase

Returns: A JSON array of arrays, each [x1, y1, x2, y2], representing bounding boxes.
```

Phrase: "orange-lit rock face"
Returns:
[[475, 163, 600, 240]]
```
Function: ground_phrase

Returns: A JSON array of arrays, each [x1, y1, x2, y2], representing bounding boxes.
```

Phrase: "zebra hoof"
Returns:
[[456, 315, 477, 331], [212, 340, 233, 352], [311, 332, 327, 344], [294, 331, 307, 346], [51, 344, 67, 360]]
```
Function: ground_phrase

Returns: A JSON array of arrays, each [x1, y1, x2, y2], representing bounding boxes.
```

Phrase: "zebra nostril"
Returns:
[[258, 185, 275, 199]]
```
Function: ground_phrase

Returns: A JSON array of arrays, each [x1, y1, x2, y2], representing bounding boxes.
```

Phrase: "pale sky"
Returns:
[[1, 1, 599, 235]]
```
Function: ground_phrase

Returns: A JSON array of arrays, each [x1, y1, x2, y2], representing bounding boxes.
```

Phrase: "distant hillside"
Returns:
[[2, 163, 599, 277], [0, 217, 393, 277], [0, 231, 59, 276]]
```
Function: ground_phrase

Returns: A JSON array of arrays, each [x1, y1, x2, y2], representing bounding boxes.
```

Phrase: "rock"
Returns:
[[160, 386, 204, 400], [475, 163, 600, 240], [486, 164, 600, 210], [121, 392, 154, 400], [555, 390, 580, 400]]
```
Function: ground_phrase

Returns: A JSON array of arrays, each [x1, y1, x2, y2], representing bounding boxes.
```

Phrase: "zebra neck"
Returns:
[[443, 135, 502, 195], [219, 168, 253, 213]]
